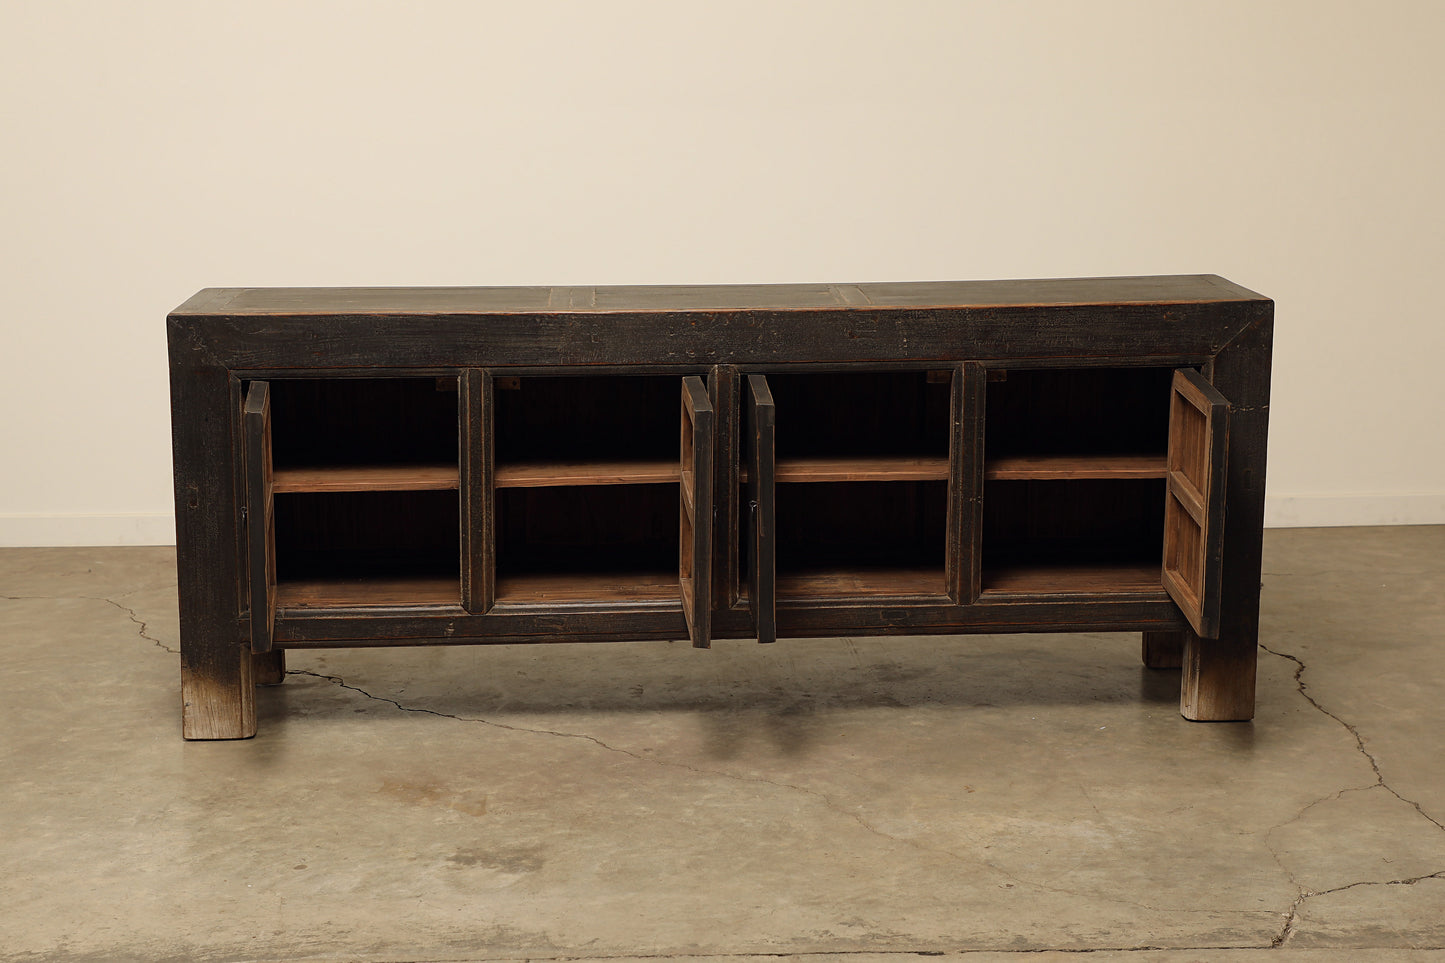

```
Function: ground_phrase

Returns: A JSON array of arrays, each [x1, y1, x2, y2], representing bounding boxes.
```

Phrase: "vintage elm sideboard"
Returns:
[[167, 276, 1272, 740]]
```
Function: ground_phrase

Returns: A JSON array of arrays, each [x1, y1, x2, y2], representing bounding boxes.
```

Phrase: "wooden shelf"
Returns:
[[980, 562, 1163, 597], [737, 455, 949, 484], [777, 567, 948, 599], [495, 571, 680, 604], [984, 453, 1165, 481], [495, 459, 679, 488], [276, 576, 460, 609], [273, 464, 459, 493]]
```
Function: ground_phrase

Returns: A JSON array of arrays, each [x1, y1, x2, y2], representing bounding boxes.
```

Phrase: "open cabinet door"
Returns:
[[244, 381, 277, 653], [744, 375, 777, 643], [1162, 369, 1230, 638], [680, 376, 714, 648]]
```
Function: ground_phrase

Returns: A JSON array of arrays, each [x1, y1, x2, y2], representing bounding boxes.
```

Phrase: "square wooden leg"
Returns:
[[1180, 629, 1257, 722], [180, 639, 257, 740], [1141, 631, 1185, 669], [254, 649, 287, 686]]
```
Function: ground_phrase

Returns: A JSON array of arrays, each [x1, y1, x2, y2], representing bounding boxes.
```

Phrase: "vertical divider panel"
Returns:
[[745, 374, 777, 642], [709, 365, 740, 609], [948, 362, 986, 603], [243, 381, 276, 653], [680, 376, 714, 648], [461, 369, 494, 613]]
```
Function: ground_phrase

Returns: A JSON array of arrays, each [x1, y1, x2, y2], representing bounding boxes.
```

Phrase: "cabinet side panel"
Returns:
[[1181, 304, 1272, 721], [168, 319, 255, 739]]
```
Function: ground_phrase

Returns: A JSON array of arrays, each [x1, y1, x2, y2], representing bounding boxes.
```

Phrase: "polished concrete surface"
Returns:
[[2, 526, 1443, 962]]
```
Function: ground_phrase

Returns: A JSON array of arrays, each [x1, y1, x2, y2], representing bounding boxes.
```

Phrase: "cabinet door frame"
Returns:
[[243, 380, 276, 654], [1162, 367, 1231, 638], [680, 375, 715, 647], [744, 374, 777, 643]]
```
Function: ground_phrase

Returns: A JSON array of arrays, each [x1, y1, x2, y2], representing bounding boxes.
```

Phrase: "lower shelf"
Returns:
[[777, 567, 947, 600], [979, 562, 1163, 597], [277, 576, 461, 609], [494, 571, 681, 605]]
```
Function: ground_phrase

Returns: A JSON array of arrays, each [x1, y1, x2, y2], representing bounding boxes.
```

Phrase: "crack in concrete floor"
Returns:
[[1256, 644, 1445, 947], [288, 640, 1445, 952], [10, 585, 1440, 956]]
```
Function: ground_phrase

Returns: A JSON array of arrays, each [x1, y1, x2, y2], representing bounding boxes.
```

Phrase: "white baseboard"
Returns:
[[0, 513, 176, 547], [1265, 493, 1445, 528], [1, 497, 1441, 547]]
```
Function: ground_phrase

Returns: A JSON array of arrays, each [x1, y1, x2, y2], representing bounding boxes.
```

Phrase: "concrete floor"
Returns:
[[2, 527, 1443, 962]]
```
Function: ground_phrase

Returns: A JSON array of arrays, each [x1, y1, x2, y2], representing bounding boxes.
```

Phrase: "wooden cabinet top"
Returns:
[[171, 275, 1268, 318]]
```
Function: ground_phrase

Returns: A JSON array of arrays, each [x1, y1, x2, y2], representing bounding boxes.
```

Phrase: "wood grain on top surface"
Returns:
[[171, 276, 1267, 317]]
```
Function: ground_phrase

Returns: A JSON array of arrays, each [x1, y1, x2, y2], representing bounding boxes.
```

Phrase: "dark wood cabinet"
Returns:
[[168, 276, 1272, 739]]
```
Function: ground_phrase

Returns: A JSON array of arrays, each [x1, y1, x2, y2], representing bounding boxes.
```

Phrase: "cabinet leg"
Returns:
[[1180, 629, 1257, 722], [180, 639, 257, 740], [1141, 631, 1185, 669], [254, 649, 287, 686]]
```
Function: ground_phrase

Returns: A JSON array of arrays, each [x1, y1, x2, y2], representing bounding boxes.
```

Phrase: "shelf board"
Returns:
[[980, 562, 1163, 596], [495, 459, 679, 488], [777, 567, 948, 599], [984, 453, 1166, 481], [495, 570, 680, 604], [276, 576, 460, 609], [273, 464, 459, 493], [736, 455, 950, 484]]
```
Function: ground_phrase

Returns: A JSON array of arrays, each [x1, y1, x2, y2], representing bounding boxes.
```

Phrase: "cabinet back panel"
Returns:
[[267, 378, 460, 468], [495, 376, 679, 463], [274, 490, 460, 580], [496, 484, 678, 573], [986, 367, 1173, 457], [983, 478, 1165, 566], [774, 480, 947, 571], [767, 371, 952, 459]]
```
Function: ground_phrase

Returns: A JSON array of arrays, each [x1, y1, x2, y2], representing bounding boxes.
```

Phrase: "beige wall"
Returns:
[[2, 1, 1442, 545]]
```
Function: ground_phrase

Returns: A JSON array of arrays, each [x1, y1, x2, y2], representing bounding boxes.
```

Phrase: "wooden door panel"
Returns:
[[745, 375, 777, 643], [680, 376, 714, 647], [1162, 368, 1230, 638], [244, 381, 276, 653]]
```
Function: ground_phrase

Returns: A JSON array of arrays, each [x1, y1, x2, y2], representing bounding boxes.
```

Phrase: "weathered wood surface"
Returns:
[[170, 276, 1270, 371], [1163, 368, 1232, 640], [273, 464, 459, 492], [680, 376, 714, 648], [985, 453, 1165, 480], [167, 275, 1271, 736], [1142, 631, 1186, 670], [745, 375, 776, 642]]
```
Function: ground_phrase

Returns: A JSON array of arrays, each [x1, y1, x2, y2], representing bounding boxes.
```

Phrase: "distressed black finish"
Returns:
[[168, 276, 1272, 738]]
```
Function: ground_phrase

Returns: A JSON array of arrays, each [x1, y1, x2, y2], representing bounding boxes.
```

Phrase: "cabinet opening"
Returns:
[[985, 367, 1172, 479], [264, 378, 460, 490], [494, 375, 682, 487], [494, 484, 680, 604], [980, 479, 1165, 595], [273, 489, 460, 607], [765, 370, 952, 481], [773, 480, 948, 599]]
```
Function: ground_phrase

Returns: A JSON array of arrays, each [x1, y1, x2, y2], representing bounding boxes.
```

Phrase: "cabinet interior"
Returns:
[[981, 366, 1174, 596], [492, 375, 685, 604], [263, 377, 462, 608], [256, 364, 1190, 612], [753, 370, 953, 599]]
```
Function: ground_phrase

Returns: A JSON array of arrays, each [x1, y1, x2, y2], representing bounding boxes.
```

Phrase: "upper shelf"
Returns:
[[495, 459, 678, 488], [775, 456, 949, 483], [273, 464, 459, 493], [984, 453, 1166, 481]]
